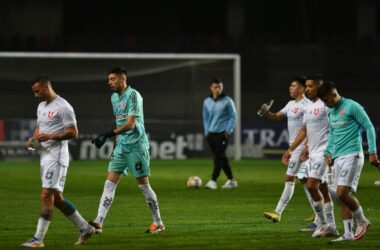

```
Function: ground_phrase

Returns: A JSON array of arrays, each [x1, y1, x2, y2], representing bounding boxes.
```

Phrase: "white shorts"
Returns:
[[333, 152, 364, 192], [321, 165, 336, 185], [286, 146, 303, 176], [308, 154, 328, 181], [296, 160, 309, 180], [40, 160, 68, 192]]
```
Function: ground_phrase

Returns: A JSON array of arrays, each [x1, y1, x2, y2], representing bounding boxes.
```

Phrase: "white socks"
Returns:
[[34, 217, 50, 241], [312, 200, 327, 225], [353, 206, 367, 223], [138, 184, 163, 225], [275, 182, 295, 215], [324, 201, 336, 226], [95, 179, 117, 224], [343, 219, 354, 238], [302, 184, 320, 226], [67, 210, 90, 232]]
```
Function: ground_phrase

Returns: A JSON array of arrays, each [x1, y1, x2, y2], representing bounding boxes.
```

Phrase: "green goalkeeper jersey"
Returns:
[[325, 97, 377, 159], [111, 85, 149, 152]]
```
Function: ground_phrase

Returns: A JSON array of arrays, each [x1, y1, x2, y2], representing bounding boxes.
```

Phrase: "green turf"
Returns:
[[0, 159, 379, 249]]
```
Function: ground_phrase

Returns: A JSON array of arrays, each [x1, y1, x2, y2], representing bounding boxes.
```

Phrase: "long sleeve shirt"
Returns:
[[202, 94, 237, 136], [324, 97, 377, 159]]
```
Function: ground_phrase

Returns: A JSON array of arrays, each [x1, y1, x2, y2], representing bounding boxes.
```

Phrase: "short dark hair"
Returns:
[[317, 81, 337, 98], [108, 67, 127, 76], [31, 75, 50, 86], [306, 74, 324, 85], [210, 78, 222, 85], [293, 76, 307, 87], [306, 74, 324, 81]]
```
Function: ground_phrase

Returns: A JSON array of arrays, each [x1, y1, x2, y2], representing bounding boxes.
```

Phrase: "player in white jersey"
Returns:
[[260, 76, 314, 223], [21, 75, 95, 248], [283, 75, 338, 238]]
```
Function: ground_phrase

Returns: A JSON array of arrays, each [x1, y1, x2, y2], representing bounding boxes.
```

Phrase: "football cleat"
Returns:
[[299, 222, 318, 232], [20, 237, 44, 248], [263, 211, 281, 223], [353, 219, 371, 241], [304, 213, 316, 222], [74, 226, 96, 245], [204, 180, 217, 190], [221, 179, 238, 189], [329, 235, 353, 243], [312, 224, 339, 238], [89, 220, 103, 234], [145, 223, 165, 234]]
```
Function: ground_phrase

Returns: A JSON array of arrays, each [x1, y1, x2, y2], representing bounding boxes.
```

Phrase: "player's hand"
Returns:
[[257, 103, 269, 117], [369, 153, 380, 170], [223, 132, 229, 139], [282, 149, 292, 166], [324, 153, 334, 166], [26, 137, 34, 148], [257, 100, 274, 117], [92, 130, 116, 149], [26, 137, 40, 151], [300, 148, 309, 162]]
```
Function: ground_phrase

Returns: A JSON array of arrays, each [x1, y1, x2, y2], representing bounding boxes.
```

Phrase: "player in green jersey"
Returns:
[[90, 67, 165, 234], [317, 81, 380, 242]]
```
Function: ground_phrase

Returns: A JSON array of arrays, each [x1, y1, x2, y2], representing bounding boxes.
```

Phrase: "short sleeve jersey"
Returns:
[[37, 96, 77, 165], [303, 99, 328, 155], [280, 97, 310, 145], [112, 86, 149, 152]]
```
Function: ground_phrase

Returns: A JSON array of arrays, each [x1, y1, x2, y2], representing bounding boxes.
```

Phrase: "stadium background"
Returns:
[[0, 0, 379, 159]]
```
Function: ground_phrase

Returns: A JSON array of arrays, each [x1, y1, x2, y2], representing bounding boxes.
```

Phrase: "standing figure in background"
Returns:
[[21, 75, 95, 248], [317, 81, 380, 242], [203, 78, 237, 189]]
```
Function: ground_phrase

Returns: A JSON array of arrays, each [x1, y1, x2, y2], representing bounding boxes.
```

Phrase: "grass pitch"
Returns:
[[0, 159, 379, 249]]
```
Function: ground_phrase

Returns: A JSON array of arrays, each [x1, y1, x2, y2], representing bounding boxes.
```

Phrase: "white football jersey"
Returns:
[[37, 96, 77, 165], [303, 98, 328, 156], [280, 97, 310, 145]]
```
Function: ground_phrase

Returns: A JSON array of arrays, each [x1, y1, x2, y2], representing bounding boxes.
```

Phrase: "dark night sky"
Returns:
[[62, 0, 360, 42]]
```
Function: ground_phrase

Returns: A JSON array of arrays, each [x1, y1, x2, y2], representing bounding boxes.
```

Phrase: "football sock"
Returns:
[[34, 216, 50, 241], [138, 184, 163, 225], [328, 186, 340, 205], [302, 183, 319, 224], [343, 219, 354, 237], [67, 210, 91, 232], [95, 179, 117, 224], [324, 201, 336, 226], [353, 206, 367, 223], [275, 181, 295, 215], [312, 200, 327, 225]]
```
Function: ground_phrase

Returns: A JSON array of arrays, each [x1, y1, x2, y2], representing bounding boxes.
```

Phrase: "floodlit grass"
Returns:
[[0, 159, 379, 249]]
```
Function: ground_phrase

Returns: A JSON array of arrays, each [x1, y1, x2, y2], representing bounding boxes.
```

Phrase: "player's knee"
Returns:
[[336, 189, 348, 200], [40, 189, 54, 202]]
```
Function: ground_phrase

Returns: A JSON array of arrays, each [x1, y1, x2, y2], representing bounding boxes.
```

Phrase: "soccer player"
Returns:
[[203, 78, 237, 189], [283, 75, 338, 237], [317, 81, 380, 242], [89, 67, 165, 234], [21, 75, 95, 248], [261, 76, 312, 223]]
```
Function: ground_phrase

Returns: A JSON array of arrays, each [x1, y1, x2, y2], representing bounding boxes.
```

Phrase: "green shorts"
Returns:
[[108, 146, 150, 178]]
